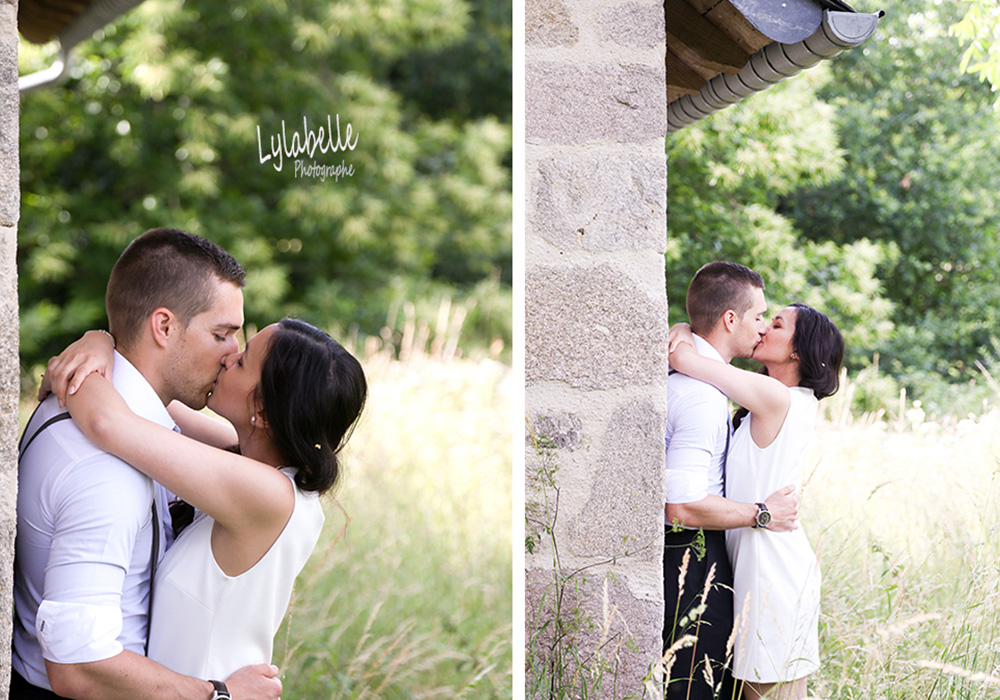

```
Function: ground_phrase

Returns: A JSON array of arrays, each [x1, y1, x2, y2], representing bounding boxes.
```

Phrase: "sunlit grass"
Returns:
[[274, 348, 512, 699], [803, 403, 1000, 698]]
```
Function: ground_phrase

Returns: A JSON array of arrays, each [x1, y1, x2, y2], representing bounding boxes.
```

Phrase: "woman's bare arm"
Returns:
[[668, 326, 790, 446], [167, 402, 239, 449], [67, 374, 293, 534]]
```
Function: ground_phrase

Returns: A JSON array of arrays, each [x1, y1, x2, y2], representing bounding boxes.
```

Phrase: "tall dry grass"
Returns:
[[800, 378, 1000, 698], [272, 320, 512, 699]]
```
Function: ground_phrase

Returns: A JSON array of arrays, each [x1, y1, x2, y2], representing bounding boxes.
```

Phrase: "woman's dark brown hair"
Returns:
[[256, 318, 367, 494]]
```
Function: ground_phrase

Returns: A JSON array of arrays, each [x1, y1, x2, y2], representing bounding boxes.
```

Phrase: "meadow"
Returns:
[[273, 345, 513, 698], [800, 389, 1000, 699]]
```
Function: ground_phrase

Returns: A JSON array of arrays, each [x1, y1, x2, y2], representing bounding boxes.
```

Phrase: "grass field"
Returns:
[[273, 349, 513, 699], [801, 400, 1000, 698]]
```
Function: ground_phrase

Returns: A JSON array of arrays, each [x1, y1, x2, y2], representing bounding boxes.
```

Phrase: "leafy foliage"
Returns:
[[782, 2, 1000, 382], [18, 0, 511, 368], [667, 67, 895, 369]]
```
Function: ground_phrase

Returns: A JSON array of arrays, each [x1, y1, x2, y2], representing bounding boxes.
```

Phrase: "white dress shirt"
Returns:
[[13, 352, 172, 689], [665, 334, 731, 519]]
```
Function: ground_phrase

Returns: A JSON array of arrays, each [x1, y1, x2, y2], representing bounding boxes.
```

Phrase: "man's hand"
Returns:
[[226, 664, 282, 700], [763, 484, 799, 532]]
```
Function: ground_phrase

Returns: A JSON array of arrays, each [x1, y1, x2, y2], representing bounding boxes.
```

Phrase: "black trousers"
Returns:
[[9, 669, 67, 700], [663, 527, 738, 700]]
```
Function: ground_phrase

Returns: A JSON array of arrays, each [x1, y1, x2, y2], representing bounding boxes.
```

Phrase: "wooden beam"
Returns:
[[704, 1, 772, 54], [666, 49, 707, 97], [665, 0, 750, 75]]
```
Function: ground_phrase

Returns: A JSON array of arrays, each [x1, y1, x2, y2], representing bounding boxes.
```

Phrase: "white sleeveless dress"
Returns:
[[147, 468, 324, 679], [725, 386, 821, 683]]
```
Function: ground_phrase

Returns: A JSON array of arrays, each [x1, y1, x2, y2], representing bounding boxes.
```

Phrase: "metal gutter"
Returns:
[[19, 0, 146, 94], [667, 9, 884, 134]]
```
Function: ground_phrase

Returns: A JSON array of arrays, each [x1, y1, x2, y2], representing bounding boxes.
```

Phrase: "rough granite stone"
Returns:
[[526, 61, 666, 144], [528, 412, 584, 451], [525, 263, 667, 390], [600, 2, 666, 48], [1, 6, 19, 693], [526, 0, 579, 47], [526, 567, 662, 696], [570, 400, 664, 561], [0, 4, 18, 227], [531, 154, 665, 252]]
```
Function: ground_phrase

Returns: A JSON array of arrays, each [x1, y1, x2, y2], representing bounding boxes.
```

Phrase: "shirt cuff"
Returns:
[[37, 600, 124, 664], [664, 471, 709, 505]]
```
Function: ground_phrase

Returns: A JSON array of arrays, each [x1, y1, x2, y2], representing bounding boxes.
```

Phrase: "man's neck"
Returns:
[[694, 330, 733, 364], [117, 346, 171, 406]]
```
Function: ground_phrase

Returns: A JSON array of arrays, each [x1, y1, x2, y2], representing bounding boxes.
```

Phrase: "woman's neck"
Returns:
[[765, 361, 801, 389], [237, 429, 286, 467]]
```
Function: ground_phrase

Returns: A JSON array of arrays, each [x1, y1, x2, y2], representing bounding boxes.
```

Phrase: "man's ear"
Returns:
[[149, 308, 180, 349], [720, 309, 738, 333]]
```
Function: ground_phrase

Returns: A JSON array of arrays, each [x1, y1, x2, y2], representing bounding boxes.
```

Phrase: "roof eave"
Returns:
[[667, 9, 883, 134]]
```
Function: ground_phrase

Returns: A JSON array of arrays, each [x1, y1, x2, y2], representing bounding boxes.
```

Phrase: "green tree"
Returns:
[[952, 0, 1000, 108], [667, 66, 895, 367], [781, 1, 1000, 383], [18, 0, 512, 369]]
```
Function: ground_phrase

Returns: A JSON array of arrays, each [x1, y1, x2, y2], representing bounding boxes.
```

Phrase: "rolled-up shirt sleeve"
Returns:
[[39, 457, 152, 664], [665, 389, 728, 504]]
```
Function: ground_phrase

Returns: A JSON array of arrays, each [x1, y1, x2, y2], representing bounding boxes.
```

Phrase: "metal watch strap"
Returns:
[[209, 679, 231, 699]]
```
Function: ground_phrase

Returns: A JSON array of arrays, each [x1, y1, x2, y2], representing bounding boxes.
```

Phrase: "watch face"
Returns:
[[757, 510, 772, 527]]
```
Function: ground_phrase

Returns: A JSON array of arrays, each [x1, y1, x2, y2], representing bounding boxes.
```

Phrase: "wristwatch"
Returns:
[[209, 680, 231, 699], [752, 502, 771, 529]]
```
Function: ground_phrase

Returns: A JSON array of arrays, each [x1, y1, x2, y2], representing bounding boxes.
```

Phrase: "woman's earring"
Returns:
[[251, 416, 256, 424], [791, 352, 799, 360]]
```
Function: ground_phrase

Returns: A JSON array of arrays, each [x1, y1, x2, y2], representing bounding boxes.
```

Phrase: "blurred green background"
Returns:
[[17, 0, 512, 379]]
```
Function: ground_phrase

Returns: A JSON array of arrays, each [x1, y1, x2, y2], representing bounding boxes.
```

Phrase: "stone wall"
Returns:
[[0, 1, 17, 696], [524, 0, 667, 693]]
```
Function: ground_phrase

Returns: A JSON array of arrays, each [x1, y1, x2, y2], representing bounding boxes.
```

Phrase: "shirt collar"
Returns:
[[111, 351, 177, 431], [692, 334, 726, 364]]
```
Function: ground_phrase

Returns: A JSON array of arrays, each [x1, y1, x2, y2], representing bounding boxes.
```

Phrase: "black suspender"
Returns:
[[19, 406, 161, 656], [18, 411, 72, 456]]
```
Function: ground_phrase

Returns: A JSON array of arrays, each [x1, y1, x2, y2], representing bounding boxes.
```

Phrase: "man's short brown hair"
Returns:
[[106, 228, 245, 350], [685, 261, 765, 335]]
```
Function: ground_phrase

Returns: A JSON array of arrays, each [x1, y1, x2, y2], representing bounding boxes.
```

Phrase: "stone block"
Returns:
[[527, 412, 583, 451], [526, 62, 666, 144], [570, 400, 664, 561], [526, 0, 579, 47], [0, 4, 18, 227], [526, 567, 662, 696], [600, 2, 666, 48], [526, 263, 667, 390], [531, 154, 665, 251], [0, 234, 16, 469]]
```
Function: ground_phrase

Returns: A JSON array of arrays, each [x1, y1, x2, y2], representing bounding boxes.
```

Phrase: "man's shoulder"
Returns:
[[20, 400, 151, 490], [668, 372, 727, 404]]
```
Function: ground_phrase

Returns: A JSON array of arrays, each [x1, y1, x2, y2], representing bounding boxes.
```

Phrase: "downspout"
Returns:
[[667, 9, 884, 133], [18, 0, 146, 94]]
